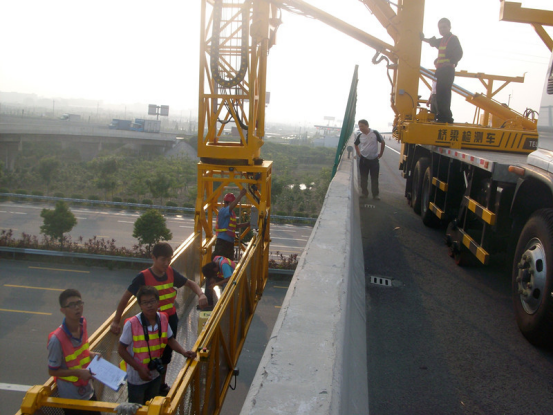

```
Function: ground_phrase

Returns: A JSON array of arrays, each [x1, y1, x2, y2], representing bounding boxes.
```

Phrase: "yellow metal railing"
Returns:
[[18, 230, 268, 415]]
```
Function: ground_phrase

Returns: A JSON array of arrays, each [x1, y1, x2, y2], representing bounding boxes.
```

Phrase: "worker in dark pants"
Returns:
[[421, 18, 463, 124], [213, 188, 248, 260]]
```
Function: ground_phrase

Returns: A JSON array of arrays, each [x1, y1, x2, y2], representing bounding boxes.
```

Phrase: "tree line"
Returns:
[[0, 140, 335, 216]]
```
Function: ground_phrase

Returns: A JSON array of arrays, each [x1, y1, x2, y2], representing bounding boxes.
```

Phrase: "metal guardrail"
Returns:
[[0, 246, 295, 275], [0, 246, 151, 263], [0, 193, 317, 223]]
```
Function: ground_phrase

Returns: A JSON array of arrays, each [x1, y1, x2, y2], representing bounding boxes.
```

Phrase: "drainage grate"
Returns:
[[370, 276, 393, 286], [361, 204, 375, 209]]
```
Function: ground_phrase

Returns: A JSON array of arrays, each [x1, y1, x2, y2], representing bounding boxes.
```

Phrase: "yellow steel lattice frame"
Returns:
[[198, 0, 279, 164], [195, 161, 272, 267]]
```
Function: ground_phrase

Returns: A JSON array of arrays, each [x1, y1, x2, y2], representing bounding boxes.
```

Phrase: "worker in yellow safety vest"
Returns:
[[214, 188, 249, 260], [118, 286, 196, 404], [110, 242, 207, 395], [47, 289, 101, 415]]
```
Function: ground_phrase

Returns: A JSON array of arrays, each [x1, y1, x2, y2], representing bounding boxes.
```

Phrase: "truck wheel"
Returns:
[[412, 157, 429, 215], [421, 166, 440, 228], [512, 209, 553, 348]]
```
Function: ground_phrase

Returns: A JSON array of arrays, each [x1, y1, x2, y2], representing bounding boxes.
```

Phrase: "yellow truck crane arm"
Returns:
[[270, 0, 538, 153]]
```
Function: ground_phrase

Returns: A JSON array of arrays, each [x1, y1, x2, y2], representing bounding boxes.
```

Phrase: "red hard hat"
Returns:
[[223, 193, 236, 202]]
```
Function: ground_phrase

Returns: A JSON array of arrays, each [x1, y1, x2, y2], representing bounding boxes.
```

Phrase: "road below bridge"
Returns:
[[0, 202, 312, 259]]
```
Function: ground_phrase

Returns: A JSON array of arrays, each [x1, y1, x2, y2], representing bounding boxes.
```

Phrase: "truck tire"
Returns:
[[412, 157, 429, 215], [421, 166, 440, 228], [512, 209, 553, 348]]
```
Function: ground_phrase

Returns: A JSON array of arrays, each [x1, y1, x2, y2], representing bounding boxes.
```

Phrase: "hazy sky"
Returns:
[[1, 0, 552, 131]]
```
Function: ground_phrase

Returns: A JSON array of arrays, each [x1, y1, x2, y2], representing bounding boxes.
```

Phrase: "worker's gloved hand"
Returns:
[[419, 32, 425, 41], [115, 402, 141, 415]]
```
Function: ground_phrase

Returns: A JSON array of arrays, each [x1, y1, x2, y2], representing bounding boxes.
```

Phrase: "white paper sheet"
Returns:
[[87, 355, 127, 391]]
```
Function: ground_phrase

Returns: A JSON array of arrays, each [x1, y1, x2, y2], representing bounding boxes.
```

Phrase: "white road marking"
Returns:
[[386, 144, 400, 155], [9, 211, 27, 215], [0, 382, 32, 392], [117, 220, 134, 224]]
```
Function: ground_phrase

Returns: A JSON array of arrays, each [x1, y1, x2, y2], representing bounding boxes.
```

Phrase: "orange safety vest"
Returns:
[[213, 256, 236, 279], [216, 209, 237, 239], [142, 267, 177, 316], [128, 313, 169, 369], [48, 318, 91, 386], [436, 34, 454, 68]]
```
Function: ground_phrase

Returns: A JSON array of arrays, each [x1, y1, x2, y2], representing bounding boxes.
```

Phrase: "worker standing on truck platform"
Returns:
[[118, 286, 196, 404], [110, 242, 207, 396], [354, 119, 385, 200], [201, 256, 236, 309], [421, 18, 463, 124], [213, 188, 249, 260], [47, 289, 101, 415]]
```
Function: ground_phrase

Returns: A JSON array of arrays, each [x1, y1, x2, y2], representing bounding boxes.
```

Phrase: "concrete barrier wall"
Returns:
[[240, 150, 368, 414]]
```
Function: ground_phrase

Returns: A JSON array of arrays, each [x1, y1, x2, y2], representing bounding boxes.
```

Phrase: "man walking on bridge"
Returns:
[[354, 119, 385, 200]]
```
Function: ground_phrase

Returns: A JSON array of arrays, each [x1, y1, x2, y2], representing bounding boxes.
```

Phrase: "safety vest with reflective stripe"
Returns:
[[142, 267, 177, 316], [216, 209, 237, 239], [213, 256, 236, 279], [48, 318, 91, 386], [436, 34, 455, 68], [128, 313, 169, 369]]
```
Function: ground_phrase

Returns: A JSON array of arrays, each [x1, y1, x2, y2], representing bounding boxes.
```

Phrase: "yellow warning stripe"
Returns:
[[458, 228, 489, 264], [465, 197, 496, 225], [431, 177, 448, 192], [429, 203, 445, 219]]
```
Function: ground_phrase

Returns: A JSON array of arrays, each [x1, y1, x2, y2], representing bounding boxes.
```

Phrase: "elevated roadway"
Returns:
[[0, 115, 178, 166]]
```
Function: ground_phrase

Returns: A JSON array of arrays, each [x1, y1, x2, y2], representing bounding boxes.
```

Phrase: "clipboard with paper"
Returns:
[[87, 355, 127, 391]]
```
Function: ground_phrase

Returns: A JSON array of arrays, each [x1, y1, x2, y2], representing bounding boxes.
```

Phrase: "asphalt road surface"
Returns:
[[0, 202, 312, 259], [0, 260, 289, 415], [362, 139, 553, 414]]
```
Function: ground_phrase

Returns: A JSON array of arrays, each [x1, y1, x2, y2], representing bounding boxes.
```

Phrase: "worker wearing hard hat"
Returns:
[[214, 188, 248, 260]]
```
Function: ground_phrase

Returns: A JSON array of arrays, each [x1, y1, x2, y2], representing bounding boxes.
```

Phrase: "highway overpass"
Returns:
[[0, 115, 179, 168]]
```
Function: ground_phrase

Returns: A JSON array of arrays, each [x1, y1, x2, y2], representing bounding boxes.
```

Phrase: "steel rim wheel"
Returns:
[[516, 237, 547, 315]]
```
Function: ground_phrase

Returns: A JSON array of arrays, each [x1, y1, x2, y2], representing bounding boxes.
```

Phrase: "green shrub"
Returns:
[[15, 189, 27, 195], [293, 212, 308, 217], [71, 194, 84, 200], [126, 198, 138, 204], [275, 211, 287, 216], [112, 197, 123, 203], [53, 192, 65, 198], [31, 190, 44, 196], [141, 199, 153, 205], [182, 202, 194, 208], [166, 201, 178, 207]]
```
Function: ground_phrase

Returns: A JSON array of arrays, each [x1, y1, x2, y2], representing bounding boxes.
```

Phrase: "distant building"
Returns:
[[313, 124, 341, 148]]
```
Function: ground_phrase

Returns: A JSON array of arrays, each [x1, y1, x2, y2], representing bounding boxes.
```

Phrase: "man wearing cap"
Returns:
[[214, 188, 248, 260]]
